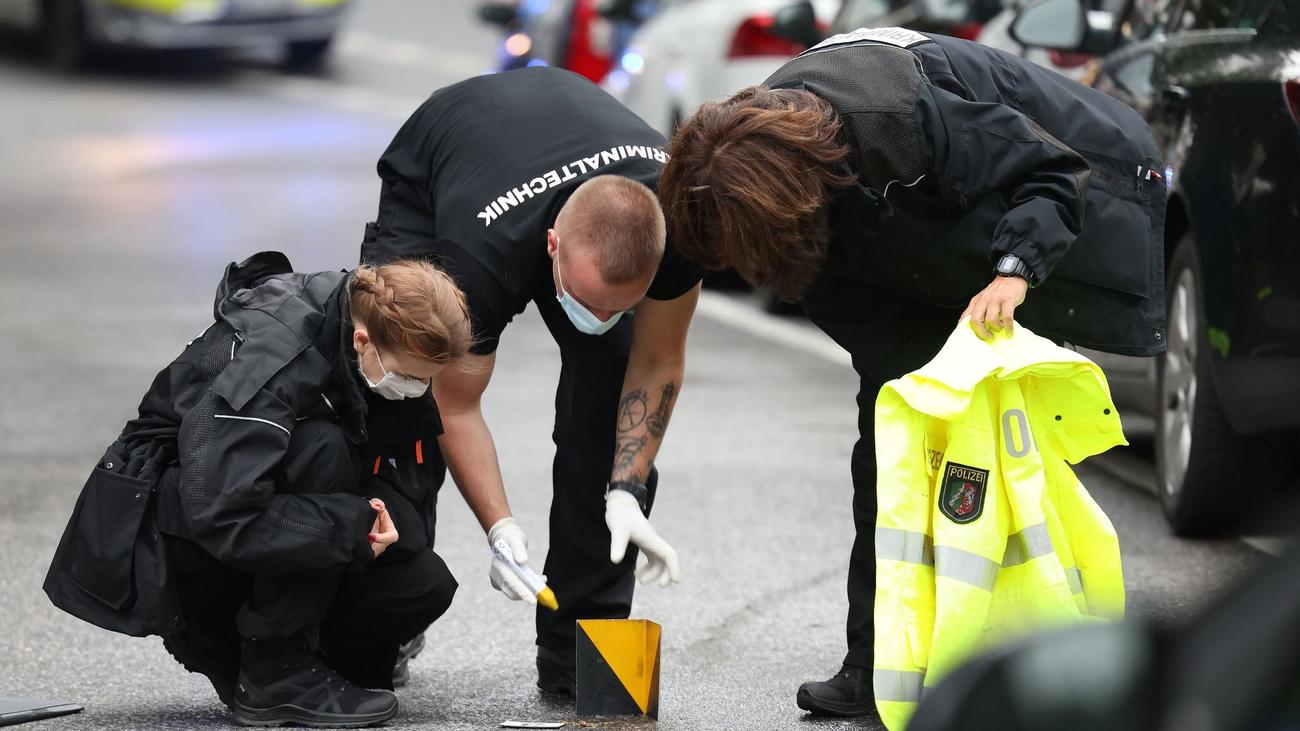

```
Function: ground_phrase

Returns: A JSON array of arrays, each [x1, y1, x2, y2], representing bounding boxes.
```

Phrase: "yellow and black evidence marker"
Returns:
[[575, 619, 660, 718]]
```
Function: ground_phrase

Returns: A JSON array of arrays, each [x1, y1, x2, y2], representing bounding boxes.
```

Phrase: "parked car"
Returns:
[[603, 0, 840, 137], [1013, 0, 1300, 535], [478, 0, 656, 82], [0, 0, 352, 70]]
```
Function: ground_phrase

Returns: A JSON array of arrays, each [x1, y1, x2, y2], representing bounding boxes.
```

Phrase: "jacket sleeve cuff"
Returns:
[[990, 236, 1050, 286]]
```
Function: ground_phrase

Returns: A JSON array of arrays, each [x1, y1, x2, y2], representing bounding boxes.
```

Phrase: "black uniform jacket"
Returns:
[[45, 252, 444, 637], [765, 27, 1168, 356]]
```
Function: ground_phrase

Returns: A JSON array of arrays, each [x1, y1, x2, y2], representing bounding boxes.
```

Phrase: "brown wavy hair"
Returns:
[[658, 86, 856, 301], [348, 260, 473, 365]]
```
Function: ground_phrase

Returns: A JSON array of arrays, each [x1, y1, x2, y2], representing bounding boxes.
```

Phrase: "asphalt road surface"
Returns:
[[0, 2, 1271, 728]]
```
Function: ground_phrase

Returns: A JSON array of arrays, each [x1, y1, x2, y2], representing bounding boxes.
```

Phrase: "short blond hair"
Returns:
[[557, 175, 666, 285]]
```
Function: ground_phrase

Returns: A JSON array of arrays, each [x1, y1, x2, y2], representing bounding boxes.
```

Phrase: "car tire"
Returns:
[[1155, 235, 1257, 536], [39, 0, 88, 71], [283, 36, 333, 71]]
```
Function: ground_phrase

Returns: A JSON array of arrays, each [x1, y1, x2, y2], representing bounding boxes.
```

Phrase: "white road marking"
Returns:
[[336, 31, 489, 78], [695, 291, 851, 369]]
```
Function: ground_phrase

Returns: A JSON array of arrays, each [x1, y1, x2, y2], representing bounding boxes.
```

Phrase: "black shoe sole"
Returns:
[[232, 701, 398, 728], [796, 688, 876, 718], [536, 677, 576, 696]]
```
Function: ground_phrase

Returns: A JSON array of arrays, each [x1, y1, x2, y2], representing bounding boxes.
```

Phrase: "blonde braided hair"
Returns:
[[348, 260, 472, 366]]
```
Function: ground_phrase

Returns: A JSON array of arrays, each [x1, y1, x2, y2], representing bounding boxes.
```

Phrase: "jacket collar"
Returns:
[[317, 276, 371, 444]]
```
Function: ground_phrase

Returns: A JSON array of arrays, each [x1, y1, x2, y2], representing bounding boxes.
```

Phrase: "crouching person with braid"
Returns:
[[45, 251, 488, 728]]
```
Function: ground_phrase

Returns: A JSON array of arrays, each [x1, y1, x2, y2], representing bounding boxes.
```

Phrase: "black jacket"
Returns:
[[765, 28, 1168, 356], [45, 252, 445, 636]]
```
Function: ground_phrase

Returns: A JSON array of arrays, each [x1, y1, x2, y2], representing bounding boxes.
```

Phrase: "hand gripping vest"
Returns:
[[872, 321, 1126, 729]]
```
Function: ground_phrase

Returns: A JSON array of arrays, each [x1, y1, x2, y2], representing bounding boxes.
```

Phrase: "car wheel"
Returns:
[[1156, 235, 1255, 536], [283, 36, 333, 71], [40, 0, 88, 71]]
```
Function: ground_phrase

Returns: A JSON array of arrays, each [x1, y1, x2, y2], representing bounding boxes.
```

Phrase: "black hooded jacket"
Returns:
[[45, 252, 445, 636], [765, 28, 1168, 357]]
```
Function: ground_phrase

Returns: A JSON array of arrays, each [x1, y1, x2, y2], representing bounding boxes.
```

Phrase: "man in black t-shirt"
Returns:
[[361, 67, 702, 694]]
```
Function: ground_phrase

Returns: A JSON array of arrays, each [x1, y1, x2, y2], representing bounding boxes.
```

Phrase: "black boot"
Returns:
[[796, 665, 877, 718], [232, 638, 398, 728], [536, 645, 576, 696]]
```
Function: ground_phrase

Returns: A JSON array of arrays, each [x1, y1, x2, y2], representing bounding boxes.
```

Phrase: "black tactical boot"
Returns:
[[536, 645, 576, 696], [392, 633, 425, 688], [796, 665, 877, 718], [232, 639, 399, 728]]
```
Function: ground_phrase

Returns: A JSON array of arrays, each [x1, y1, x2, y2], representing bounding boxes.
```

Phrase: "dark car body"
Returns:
[[1014, 0, 1299, 532], [1091, 0, 1300, 432]]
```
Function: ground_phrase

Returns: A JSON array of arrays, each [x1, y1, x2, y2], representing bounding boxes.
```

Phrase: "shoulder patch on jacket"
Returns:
[[939, 462, 988, 524], [807, 27, 930, 53]]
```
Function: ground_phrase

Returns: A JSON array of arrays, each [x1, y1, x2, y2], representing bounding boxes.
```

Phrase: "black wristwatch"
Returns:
[[995, 254, 1037, 287], [606, 480, 649, 514]]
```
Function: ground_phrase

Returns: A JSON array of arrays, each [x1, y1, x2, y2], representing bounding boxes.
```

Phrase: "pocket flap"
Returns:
[[67, 468, 151, 610], [1052, 185, 1153, 298]]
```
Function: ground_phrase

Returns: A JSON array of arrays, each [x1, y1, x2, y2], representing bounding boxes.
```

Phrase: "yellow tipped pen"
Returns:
[[492, 537, 559, 612], [537, 587, 560, 612]]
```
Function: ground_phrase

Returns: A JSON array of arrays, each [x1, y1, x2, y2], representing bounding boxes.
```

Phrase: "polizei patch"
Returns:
[[939, 462, 989, 524]]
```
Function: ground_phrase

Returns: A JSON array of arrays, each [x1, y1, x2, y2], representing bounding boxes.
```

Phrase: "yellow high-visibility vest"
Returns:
[[872, 320, 1127, 729]]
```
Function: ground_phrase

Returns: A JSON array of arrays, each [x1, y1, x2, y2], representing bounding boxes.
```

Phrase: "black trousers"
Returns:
[[166, 420, 458, 691], [529, 288, 659, 655], [363, 179, 656, 657], [801, 269, 959, 671]]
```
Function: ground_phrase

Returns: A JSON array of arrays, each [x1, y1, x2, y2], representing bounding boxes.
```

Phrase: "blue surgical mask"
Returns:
[[555, 244, 626, 336]]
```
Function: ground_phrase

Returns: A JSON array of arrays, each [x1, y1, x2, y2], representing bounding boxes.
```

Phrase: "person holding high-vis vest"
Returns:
[[657, 27, 1165, 718], [871, 320, 1127, 729]]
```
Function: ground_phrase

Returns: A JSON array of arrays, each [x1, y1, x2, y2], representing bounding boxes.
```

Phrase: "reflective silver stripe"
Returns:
[[935, 546, 999, 592], [1066, 567, 1084, 594], [877, 528, 999, 591], [876, 527, 934, 567], [214, 414, 291, 436], [321, 394, 338, 418], [873, 669, 926, 703], [1002, 523, 1054, 567]]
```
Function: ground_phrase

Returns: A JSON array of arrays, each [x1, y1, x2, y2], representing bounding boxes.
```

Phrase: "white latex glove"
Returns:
[[487, 517, 543, 605], [605, 490, 681, 587]]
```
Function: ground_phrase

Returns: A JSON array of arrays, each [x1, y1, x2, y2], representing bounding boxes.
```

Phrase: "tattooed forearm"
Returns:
[[616, 389, 649, 433], [646, 381, 676, 438], [613, 435, 647, 482]]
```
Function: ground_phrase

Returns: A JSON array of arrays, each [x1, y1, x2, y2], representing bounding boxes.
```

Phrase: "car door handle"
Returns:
[[1161, 85, 1190, 107]]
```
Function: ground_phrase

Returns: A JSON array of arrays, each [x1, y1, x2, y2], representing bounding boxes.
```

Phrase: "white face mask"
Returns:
[[358, 346, 429, 400], [555, 241, 626, 336]]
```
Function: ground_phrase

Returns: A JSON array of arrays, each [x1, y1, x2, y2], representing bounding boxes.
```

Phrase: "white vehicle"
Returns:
[[605, 0, 840, 137]]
